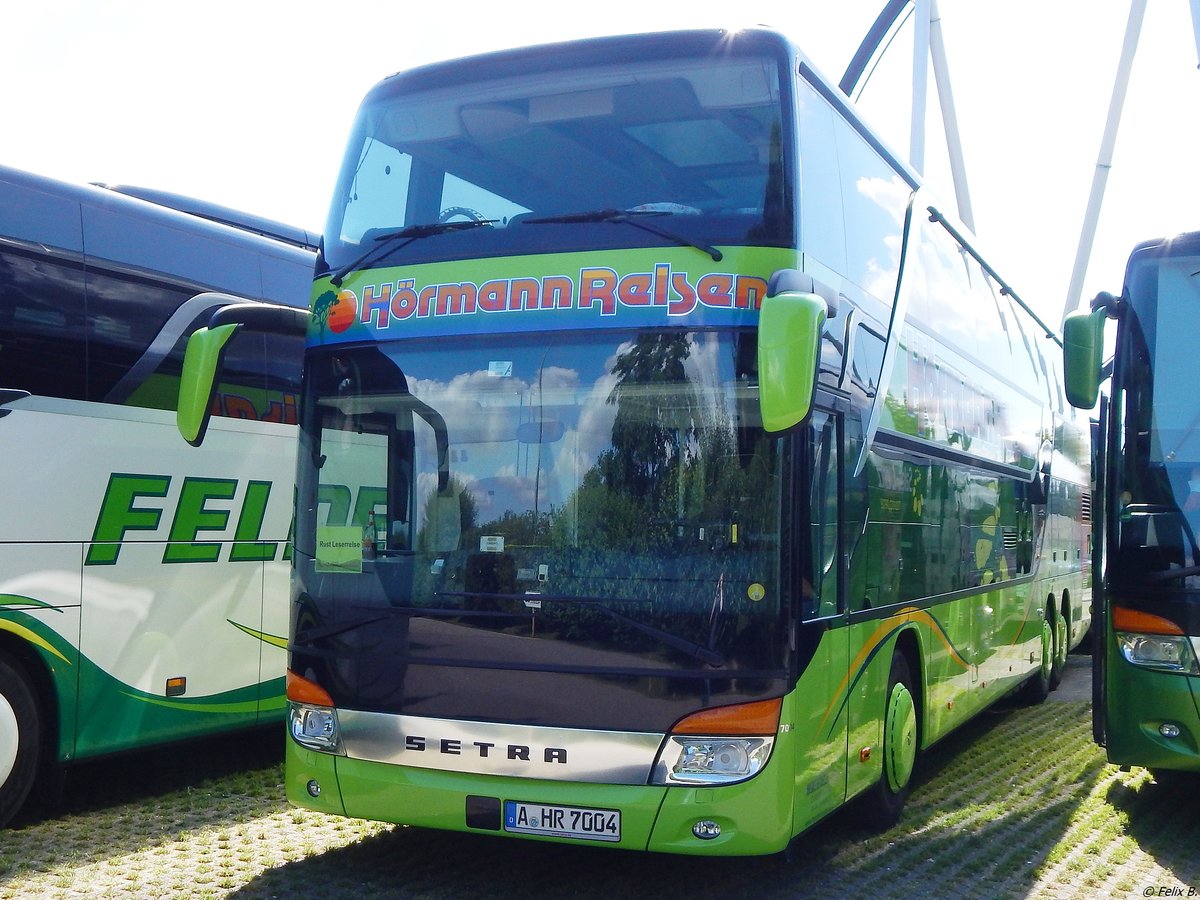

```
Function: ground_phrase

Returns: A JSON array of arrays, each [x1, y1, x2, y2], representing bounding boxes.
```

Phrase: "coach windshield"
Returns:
[[291, 328, 791, 731], [319, 33, 794, 278]]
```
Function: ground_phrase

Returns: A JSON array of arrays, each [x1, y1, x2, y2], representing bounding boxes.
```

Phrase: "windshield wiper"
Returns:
[[330, 219, 496, 287], [291, 614, 391, 648], [523, 208, 723, 261], [1146, 565, 1200, 583], [436, 589, 726, 666]]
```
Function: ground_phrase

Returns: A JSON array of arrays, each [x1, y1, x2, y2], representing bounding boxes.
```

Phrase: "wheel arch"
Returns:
[[0, 631, 60, 764], [891, 626, 924, 747]]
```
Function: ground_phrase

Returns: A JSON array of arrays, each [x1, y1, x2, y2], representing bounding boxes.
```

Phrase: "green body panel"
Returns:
[[839, 593, 1042, 797], [788, 625, 851, 833], [73, 668, 285, 760], [0, 602, 80, 762], [288, 709, 800, 856], [1104, 643, 1200, 772], [0, 604, 284, 763]]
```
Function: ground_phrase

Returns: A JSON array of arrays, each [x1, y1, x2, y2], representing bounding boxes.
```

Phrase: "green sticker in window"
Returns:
[[316, 526, 364, 573]]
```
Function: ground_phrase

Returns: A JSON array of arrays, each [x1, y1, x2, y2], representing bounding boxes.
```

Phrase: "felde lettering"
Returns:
[[85, 473, 291, 566]]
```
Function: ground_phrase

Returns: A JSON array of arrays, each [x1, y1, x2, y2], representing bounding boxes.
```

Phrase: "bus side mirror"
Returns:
[[178, 323, 239, 447], [758, 275, 829, 433], [1063, 301, 1110, 410], [176, 297, 310, 447]]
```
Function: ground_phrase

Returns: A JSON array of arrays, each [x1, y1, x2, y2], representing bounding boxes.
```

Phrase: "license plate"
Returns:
[[503, 800, 621, 842]]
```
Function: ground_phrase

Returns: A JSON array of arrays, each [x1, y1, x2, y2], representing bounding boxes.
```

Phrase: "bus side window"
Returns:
[[849, 324, 886, 399], [0, 246, 88, 401], [832, 116, 907, 309], [795, 81, 845, 276], [803, 411, 840, 620]]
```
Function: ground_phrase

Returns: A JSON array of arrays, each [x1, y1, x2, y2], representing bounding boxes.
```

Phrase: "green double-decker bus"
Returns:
[[1065, 230, 1200, 777], [182, 27, 1089, 854]]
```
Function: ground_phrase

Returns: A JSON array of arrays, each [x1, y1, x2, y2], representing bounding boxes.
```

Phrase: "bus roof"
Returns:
[[95, 183, 319, 252], [0, 163, 318, 257], [0, 162, 315, 305]]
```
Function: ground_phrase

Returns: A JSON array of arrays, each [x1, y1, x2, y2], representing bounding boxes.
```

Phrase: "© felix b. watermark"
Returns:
[[1143, 888, 1196, 897]]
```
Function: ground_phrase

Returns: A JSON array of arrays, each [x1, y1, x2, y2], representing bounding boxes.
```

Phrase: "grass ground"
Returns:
[[1, 667, 1197, 898]]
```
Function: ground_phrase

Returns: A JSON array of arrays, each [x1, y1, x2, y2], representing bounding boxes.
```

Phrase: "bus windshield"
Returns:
[[293, 329, 789, 730], [1114, 248, 1200, 583], [1135, 251, 1200, 469], [320, 41, 792, 274]]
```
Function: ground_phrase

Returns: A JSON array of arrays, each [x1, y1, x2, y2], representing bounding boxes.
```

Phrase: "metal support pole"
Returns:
[[929, 0, 974, 231], [840, 2, 974, 232], [1191, 0, 1200, 67], [910, 0, 931, 174], [1062, 0, 1147, 323]]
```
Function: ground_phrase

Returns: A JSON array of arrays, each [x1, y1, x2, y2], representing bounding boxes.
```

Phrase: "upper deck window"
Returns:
[[322, 35, 793, 274]]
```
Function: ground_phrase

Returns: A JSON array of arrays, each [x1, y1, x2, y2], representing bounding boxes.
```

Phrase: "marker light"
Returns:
[[1113, 607, 1200, 675], [652, 698, 780, 786]]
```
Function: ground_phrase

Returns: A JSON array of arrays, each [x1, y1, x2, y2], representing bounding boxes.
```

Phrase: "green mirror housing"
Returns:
[[177, 323, 239, 447], [176, 299, 310, 447], [757, 289, 828, 433], [1063, 305, 1108, 410]]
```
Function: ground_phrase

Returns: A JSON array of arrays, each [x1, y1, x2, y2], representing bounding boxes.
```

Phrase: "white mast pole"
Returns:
[[929, 0, 974, 231], [1192, 0, 1200, 66], [1062, 0, 1147, 323], [910, 0, 931, 174]]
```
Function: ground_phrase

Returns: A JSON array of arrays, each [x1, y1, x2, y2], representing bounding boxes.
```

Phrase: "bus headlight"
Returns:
[[654, 736, 773, 785], [288, 702, 344, 753], [651, 697, 781, 785], [1116, 633, 1200, 675]]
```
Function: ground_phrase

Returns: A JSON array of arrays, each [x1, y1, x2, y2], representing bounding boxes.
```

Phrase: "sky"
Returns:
[[5, 1, 1199, 326]]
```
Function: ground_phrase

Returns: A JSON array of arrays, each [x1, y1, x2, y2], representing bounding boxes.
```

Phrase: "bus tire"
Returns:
[[0, 652, 40, 828], [1049, 599, 1068, 690], [1021, 610, 1053, 705], [860, 652, 919, 830]]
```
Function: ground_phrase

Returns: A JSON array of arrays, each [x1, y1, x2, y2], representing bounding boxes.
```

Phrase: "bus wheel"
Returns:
[[861, 653, 918, 830], [1049, 601, 1068, 690], [0, 653, 40, 828], [1021, 612, 1053, 705]]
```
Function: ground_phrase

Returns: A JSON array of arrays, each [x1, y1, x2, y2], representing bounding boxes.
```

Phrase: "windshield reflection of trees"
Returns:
[[433, 332, 781, 668]]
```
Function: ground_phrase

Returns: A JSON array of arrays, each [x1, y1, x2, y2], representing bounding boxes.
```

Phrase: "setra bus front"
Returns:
[[1067, 231, 1200, 774], [282, 28, 835, 855]]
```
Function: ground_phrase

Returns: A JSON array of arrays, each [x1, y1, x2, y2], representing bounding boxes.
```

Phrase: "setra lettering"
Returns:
[[399, 731, 567, 764]]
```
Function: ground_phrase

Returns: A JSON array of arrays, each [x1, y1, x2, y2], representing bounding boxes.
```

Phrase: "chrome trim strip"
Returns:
[[338, 710, 665, 784]]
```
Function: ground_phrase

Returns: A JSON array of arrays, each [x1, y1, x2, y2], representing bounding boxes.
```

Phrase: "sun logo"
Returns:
[[312, 288, 358, 335]]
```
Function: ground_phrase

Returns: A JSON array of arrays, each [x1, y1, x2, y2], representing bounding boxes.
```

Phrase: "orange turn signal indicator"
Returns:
[[1113, 606, 1185, 636], [670, 697, 782, 736], [286, 669, 335, 707]]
